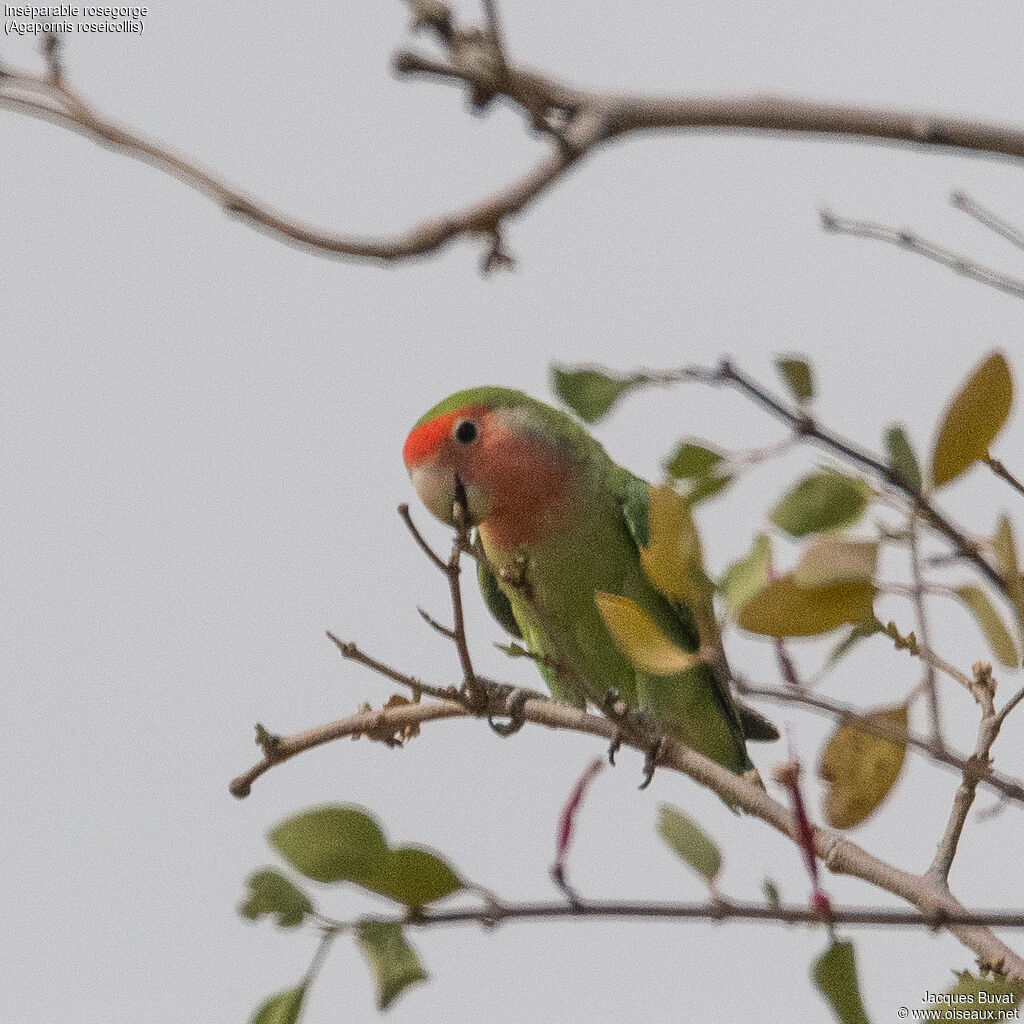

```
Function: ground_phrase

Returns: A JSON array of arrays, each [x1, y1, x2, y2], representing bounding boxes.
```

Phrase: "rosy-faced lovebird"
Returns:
[[403, 387, 778, 775]]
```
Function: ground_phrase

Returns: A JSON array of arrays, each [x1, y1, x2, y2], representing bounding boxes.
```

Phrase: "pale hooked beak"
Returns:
[[409, 465, 490, 527]]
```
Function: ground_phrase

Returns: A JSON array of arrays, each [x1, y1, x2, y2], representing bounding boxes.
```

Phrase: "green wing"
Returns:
[[477, 549, 590, 707], [476, 557, 523, 638], [615, 471, 778, 745]]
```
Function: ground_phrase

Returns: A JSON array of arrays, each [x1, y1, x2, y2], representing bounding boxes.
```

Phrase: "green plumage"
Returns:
[[413, 387, 776, 775]]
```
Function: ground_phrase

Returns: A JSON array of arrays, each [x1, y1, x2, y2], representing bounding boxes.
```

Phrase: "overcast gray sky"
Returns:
[[4, 2, 1024, 1022]]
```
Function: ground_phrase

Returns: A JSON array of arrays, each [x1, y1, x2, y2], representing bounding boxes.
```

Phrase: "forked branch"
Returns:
[[7, 3, 1024, 267]]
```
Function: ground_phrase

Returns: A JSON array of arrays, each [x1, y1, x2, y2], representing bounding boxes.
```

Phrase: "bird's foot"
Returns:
[[606, 730, 623, 766], [487, 687, 530, 737], [640, 736, 667, 790], [601, 689, 628, 765]]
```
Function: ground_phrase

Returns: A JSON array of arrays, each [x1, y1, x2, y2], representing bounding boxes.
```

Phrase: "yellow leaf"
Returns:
[[595, 592, 700, 675], [737, 576, 875, 637], [719, 534, 772, 614], [639, 485, 705, 608], [955, 585, 1019, 667], [819, 705, 908, 828], [794, 539, 878, 587], [993, 515, 1024, 635], [931, 352, 1013, 488]]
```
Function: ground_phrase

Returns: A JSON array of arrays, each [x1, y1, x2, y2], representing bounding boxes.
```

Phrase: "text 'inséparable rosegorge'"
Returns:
[[4, 5, 147, 15]]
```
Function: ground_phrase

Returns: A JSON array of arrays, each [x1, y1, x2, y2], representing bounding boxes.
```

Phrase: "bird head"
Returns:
[[402, 397, 495, 527], [402, 387, 579, 545]]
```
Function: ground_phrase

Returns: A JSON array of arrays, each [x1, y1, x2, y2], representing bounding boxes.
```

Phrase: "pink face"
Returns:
[[403, 404, 494, 527], [403, 405, 573, 548]]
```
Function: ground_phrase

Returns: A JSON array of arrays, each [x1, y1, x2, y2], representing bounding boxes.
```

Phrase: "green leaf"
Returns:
[[955, 586, 1019, 667], [794, 539, 878, 587], [720, 534, 772, 613], [776, 356, 815, 402], [657, 804, 721, 882], [819, 705, 907, 828], [762, 879, 781, 908], [550, 365, 644, 423], [926, 970, 1021, 1022], [664, 442, 723, 480], [269, 806, 465, 907], [686, 472, 734, 504], [812, 941, 871, 1024], [770, 472, 870, 538], [931, 351, 1013, 488], [737, 576, 876, 637], [826, 618, 884, 666], [239, 870, 313, 928], [270, 806, 388, 885], [250, 984, 307, 1024], [884, 425, 922, 493], [357, 922, 427, 1011], [364, 848, 464, 908]]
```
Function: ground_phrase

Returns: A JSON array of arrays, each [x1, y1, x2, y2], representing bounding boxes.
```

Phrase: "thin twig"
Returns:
[[951, 191, 1024, 252], [735, 678, 1024, 805], [820, 209, 1024, 300], [417, 606, 457, 640], [676, 359, 1008, 597], [325, 633, 459, 703], [908, 516, 944, 746], [984, 454, 1024, 500], [304, 928, 337, 987], [928, 664, 1001, 887], [480, 0, 509, 72], [398, 503, 451, 572], [228, 693, 1024, 974], [319, 897, 1024, 932], [447, 492, 485, 703], [10, 7, 1024, 267], [400, 498, 489, 708], [727, 436, 798, 468], [996, 684, 1024, 726]]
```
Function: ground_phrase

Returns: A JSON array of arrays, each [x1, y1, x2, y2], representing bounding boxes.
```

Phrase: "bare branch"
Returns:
[[228, 691, 1024, 974], [445, 497, 484, 702], [997, 684, 1024, 726], [928, 663, 1002, 887], [228, 699, 465, 798], [908, 518, 944, 746], [417, 606, 457, 640], [820, 209, 1024, 300], [673, 359, 1009, 597], [398, 504, 448, 571], [325, 633, 460, 703], [319, 895, 1024, 932], [0, 71, 589, 265], [480, 0, 510, 74], [878, 617, 977, 696], [9, 7, 1024, 266], [951, 190, 1024, 252], [984, 453, 1024, 500], [735, 677, 1024, 805]]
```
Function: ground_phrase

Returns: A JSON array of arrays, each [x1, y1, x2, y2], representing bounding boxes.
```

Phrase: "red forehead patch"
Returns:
[[403, 405, 488, 467]]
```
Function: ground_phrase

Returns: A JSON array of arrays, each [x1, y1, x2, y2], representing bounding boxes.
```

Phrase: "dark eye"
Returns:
[[453, 419, 479, 444]]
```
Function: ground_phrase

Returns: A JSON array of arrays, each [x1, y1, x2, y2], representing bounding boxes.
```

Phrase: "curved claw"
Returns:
[[607, 729, 623, 766], [488, 687, 530, 737], [639, 736, 666, 790]]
